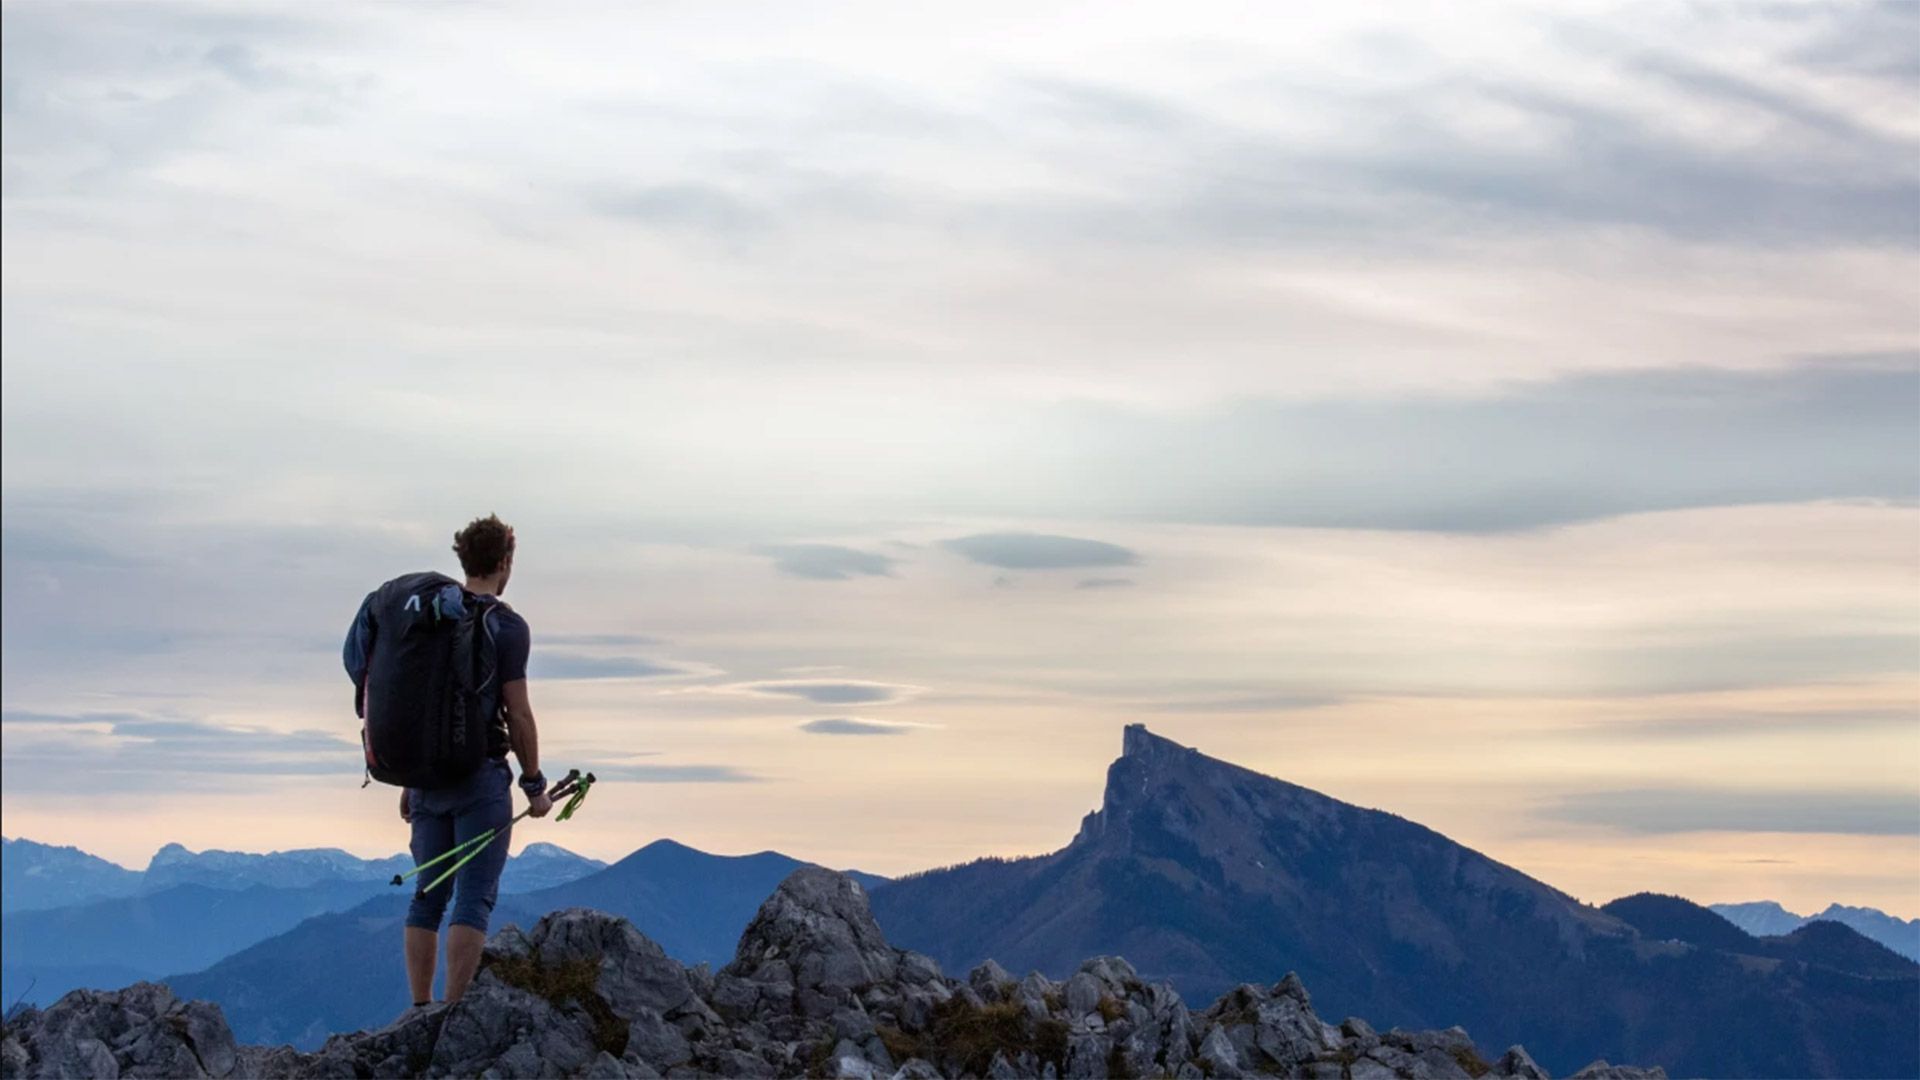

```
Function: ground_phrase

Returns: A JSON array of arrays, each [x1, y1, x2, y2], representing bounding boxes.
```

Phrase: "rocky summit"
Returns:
[[0, 867, 1661, 1080]]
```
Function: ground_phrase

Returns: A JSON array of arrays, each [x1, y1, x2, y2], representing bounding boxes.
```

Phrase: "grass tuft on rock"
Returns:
[[488, 952, 628, 1057], [920, 996, 1069, 1076], [1451, 1045, 1493, 1077]]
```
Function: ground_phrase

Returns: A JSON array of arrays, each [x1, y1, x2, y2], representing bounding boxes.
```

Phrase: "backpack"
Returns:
[[353, 571, 501, 789]]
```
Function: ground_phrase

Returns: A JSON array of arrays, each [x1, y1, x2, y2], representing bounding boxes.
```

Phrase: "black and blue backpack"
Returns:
[[349, 571, 501, 789]]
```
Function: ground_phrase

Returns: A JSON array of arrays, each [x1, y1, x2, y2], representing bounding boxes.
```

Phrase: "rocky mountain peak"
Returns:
[[722, 865, 899, 992], [147, 842, 194, 868]]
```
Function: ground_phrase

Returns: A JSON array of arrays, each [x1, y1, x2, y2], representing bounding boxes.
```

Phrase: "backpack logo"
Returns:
[[404, 595, 421, 612]]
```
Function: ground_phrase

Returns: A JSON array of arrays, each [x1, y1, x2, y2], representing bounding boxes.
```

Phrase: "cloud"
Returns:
[[1544, 787, 1920, 837], [731, 680, 919, 705], [1021, 354, 1920, 532], [529, 652, 688, 680], [755, 543, 898, 581], [1075, 577, 1135, 590], [799, 717, 931, 736], [941, 533, 1140, 570], [0, 710, 358, 791], [586, 762, 762, 783]]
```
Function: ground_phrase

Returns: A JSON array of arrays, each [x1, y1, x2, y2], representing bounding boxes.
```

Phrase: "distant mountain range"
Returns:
[[867, 724, 1917, 1078], [1, 836, 606, 914], [1, 837, 144, 912], [1711, 899, 1920, 961], [0, 839, 606, 1009]]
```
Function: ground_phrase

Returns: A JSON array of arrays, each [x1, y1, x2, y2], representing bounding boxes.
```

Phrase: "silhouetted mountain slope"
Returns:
[[168, 895, 428, 1049], [868, 724, 1918, 1078], [1771, 920, 1918, 979], [1601, 894, 1762, 954], [1804, 903, 1920, 962], [510, 839, 879, 968], [3, 880, 393, 973], [0, 837, 143, 913]]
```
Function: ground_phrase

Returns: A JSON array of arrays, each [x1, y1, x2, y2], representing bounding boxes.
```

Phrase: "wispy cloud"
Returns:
[[529, 653, 690, 680], [587, 762, 763, 783], [942, 533, 1140, 570], [799, 717, 934, 736], [722, 680, 922, 706], [755, 543, 898, 581]]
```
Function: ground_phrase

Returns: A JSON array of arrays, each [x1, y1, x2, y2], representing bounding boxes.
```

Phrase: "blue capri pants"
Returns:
[[405, 757, 513, 933]]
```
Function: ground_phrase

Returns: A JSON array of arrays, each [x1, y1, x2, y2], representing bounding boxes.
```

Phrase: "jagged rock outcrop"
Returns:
[[1, 868, 1664, 1080]]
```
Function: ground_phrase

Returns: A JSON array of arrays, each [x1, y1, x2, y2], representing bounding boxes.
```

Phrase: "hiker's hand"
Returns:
[[527, 790, 553, 818], [399, 790, 412, 823]]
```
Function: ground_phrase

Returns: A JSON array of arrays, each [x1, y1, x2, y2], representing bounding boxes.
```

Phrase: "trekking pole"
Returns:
[[391, 769, 594, 892]]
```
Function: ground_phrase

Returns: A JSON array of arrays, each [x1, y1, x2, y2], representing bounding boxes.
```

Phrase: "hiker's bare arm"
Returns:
[[502, 679, 551, 816]]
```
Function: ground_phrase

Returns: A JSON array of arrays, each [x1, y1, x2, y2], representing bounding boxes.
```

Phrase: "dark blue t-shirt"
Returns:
[[480, 601, 530, 759]]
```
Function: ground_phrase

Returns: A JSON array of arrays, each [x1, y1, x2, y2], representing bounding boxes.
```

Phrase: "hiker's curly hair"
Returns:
[[453, 514, 515, 578]]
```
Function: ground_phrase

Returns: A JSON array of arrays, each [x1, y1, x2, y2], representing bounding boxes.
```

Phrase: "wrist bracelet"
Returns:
[[519, 772, 547, 794]]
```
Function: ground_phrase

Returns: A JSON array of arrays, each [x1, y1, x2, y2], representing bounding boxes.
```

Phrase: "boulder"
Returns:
[[0, 983, 238, 1079]]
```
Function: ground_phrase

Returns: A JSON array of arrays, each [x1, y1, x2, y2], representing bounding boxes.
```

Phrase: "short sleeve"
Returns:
[[493, 610, 530, 684]]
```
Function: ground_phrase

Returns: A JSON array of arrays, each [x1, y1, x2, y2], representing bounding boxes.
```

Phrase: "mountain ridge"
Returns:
[[1710, 899, 1920, 962], [868, 724, 1918, 1078]]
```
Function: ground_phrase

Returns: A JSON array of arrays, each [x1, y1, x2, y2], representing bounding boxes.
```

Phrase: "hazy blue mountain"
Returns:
[[868, 724, 1918, 1078], [1711, 899, 1920, 961], [0, 842, 609, 1010], [169, 895, 429, 1049], [1, 880, 390, 1010], [163, 839, 887, 1049], [143, 843, 413, 891], [511, 839, 876, 967], [496, 841, 605, 893], [1709, 899, 1808, 938], [1, 837, 143, 913]]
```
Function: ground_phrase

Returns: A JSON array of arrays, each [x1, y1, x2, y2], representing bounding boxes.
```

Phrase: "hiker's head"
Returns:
[[453, 514, 515, 591]]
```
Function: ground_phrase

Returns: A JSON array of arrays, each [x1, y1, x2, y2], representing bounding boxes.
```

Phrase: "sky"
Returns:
[[2, 0, 1917, 918]]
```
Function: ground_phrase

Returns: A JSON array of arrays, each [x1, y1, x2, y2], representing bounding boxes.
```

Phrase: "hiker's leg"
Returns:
[[443, 924, 487, 1002], [404, 791, 456, 1003], [405, 926, 438, 1004], [445, 758, 514, 1001]]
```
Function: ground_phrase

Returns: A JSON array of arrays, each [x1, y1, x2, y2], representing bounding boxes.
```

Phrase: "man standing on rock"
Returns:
[[344, 514, 552, 1007]]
